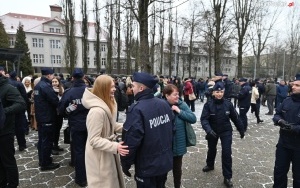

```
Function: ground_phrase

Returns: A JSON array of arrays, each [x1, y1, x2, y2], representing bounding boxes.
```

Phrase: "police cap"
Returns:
[[72, 68, 84, 79], [133, 72, 158, 89], [41, 68, 54, 75]]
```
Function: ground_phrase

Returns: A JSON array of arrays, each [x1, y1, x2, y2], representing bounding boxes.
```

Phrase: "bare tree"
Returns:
[[81, 0, 88, 74], [149, 3, 156, 75], [233, 0, 255, 77], [115, 0, 121, 74], [124, 2, 135, 75], [94, 0, 101, 74], [63, 0, 77, 74], [106, 0, 114, 73]]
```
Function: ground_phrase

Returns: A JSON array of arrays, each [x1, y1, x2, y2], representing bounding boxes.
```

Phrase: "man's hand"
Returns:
[[206, 130, 218, 140], [66, 104, 77, 113]]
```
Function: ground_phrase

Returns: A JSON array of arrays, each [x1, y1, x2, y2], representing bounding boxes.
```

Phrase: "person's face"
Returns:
[[132, 81, 144, 96], [292, 80, 300, 94], [166, 89, 179, 105], [110, 80, 116, 97], [213, 90, 224, 99], [52, 78, 59, 87], [280, 81, 285, 85], [24, 80, 31, 87]]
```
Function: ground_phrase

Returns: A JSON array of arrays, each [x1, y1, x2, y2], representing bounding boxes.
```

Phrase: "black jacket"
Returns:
[[34, 76, 59, 124], [0, 76, 26, 136]]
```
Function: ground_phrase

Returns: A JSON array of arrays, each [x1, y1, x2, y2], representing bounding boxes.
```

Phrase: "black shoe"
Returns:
[[19, 145, 27, 151], [40, 163, 60, 171], [202, 165, 214, 172], [53, 146, 64, 151], [51, 150, 59, 155], [265, 112, 273, 115], [224, 178, 233, 188], [75, 181, 87, 187], [257, 119, 264, 124]]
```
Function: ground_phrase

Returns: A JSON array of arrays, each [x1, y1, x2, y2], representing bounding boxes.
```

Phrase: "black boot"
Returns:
[[224, 178, 233, 188], [257, 119, 264, 124], [202, 165, 214, 172]]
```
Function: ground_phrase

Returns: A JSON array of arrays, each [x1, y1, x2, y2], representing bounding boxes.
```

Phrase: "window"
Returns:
[[51, 55, 56, 64], [87, 57, 90, 65], [38, 39, 44, 48], [55, 40, 60, 48], [50, 28, 54, 32], [87, 43, 89, 51], [198, 67, 201, 71], [205, 67, 208, 71], [50, 40, 55, 48], [121, 61, 126, 69], [32, 38, 38, 47], [113, 61, 117, 69], [9, 38, 15, 46], [93, 43, 96, 51], [39, 54, 44, 63], [101, 44, 106, 52], [101, 58, 106, 66], [56, 28, 60, 33], [56, 55, 61, 64], [229, 60, 231, 65], [94, 57, 96, 66], [33, 54, 38, 63]]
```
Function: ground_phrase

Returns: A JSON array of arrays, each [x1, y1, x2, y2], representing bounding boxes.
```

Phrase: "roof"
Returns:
[[0, 12, 108, 41], [0, 48, 24, 62]]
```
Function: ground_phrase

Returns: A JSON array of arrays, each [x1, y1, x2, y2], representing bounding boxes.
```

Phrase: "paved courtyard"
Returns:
[[15, 100, 293, 188]]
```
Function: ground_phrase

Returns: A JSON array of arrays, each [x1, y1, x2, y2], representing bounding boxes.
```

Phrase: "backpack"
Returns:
[[0, 99, 6, 129]]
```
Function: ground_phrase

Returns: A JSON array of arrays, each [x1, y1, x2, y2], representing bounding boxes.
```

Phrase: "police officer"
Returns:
[[0, 69, 26, 187], [34, 68, 60, 171], [58, 68, 89, 187], [233, 78, 251, 131], [121, 72, 175, 188], [272, 73, 300, 188], [8, 71, 28, 151], [223, 74, 233, 101], [200, 82, 244, 188]]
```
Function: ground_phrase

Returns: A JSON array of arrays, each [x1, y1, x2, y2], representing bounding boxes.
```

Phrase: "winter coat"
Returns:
[[172, 100, 197, 156], [251, 87, 259, 104], [82, 88, 125, 188], [0, 76, 26, 136], [265, 82, 277, 96]]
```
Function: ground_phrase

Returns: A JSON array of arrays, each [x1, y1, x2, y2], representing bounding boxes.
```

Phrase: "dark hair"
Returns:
[[250, 81, 256, 87], [163, 84, 179, 96]]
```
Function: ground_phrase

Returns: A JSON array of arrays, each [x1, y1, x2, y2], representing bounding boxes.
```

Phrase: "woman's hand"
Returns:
[[117, 141, 129, 156], [171, 105, 180, 114]]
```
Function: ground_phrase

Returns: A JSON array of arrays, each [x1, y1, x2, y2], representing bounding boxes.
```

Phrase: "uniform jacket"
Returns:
[[223, 78, 233, 99], [273, 94, 300, 150], [251, 87, 259, 104], [171, 99, 197, 156], [82, 88, 125, 188], [121, 89, 175, 177], [237, 82, 251, 108], [0, 76, 26, 136], [58, 79, 88, 131], [201, 98, 244, 135], [34, 76, 59, 124]]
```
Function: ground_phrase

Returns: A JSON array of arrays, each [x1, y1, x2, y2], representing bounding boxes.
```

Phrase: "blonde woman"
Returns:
[[82, 75, 128, 188]]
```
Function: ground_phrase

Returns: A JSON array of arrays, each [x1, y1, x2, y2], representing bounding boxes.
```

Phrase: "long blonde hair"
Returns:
[[92, 75, 115, 113]]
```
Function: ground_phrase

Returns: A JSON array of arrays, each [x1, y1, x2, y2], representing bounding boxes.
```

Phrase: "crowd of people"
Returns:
[[0, 66, 299, 188]]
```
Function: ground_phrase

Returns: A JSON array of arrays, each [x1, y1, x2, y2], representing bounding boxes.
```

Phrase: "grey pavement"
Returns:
[[14, 100, 293, 188]]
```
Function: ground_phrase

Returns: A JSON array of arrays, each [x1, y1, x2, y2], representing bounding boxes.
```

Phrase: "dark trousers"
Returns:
[[184, 95, 195, 112], [15, 113, 27, 148], [206, 132, 233, 179], [0, 134, 19, 188], [273, 144, 300, 188], [135, 173, 167, 188], [173, 155, 183, 188], [250, 103, 261, 122], [267, 95, 276, 114], [53, 115, 63, 147], [38, 123, 54, 166], [239, 106, 250, 131], [71, 129, 87, 183]]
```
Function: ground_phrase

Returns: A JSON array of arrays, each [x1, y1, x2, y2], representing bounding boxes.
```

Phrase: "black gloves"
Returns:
[[277, 119, 292, 130], [240, 131, 245, 139], [205, 130, 218, 140], [123, 169, 131, 177]]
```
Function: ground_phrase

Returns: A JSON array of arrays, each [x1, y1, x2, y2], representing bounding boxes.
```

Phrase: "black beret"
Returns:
[[223, 74, 228, 77], [41, 68, 54, 75], [212, 82, 225, 91], [72, 68, 84, 78], [215, 72, 223, 76], [133, 72, 158, 89], [295, 73, 300, 81], [239, 78, 247, 82], [9, 71, 17, 78]]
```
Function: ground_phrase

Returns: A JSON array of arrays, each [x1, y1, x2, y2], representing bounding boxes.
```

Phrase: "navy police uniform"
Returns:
[[201, 83, 244, 187], [236, 78, 251, 131], [272, 73, 300, 188], [121, 72, 175, 188], [34, 68, 59, 168], [58, 69, 88, 185]]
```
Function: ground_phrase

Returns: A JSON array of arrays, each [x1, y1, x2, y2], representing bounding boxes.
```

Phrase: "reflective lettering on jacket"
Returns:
[[149, 114, 170, 129], [69, 99, 82, 105]]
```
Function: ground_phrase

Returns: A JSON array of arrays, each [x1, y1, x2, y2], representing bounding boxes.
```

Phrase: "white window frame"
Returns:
[[32, 38, 38, 47], [101, 44, 106, 52], [38, 39, 43, 48], [39, 54, 44, 63], [50, 28, 54, 32], [101, 58, 106, 66], [33, 54, 38, 63], [51, 55, 56, 64], [56, 55, 61, 64]]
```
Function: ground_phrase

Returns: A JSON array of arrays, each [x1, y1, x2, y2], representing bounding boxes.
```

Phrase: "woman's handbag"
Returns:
[[189, 92, 196, 101], [185, 122, 196, 147]]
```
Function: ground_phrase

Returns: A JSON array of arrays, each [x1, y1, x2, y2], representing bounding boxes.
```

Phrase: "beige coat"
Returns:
[[251, 86, 259, 104], [82, 88, 125, 188]]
